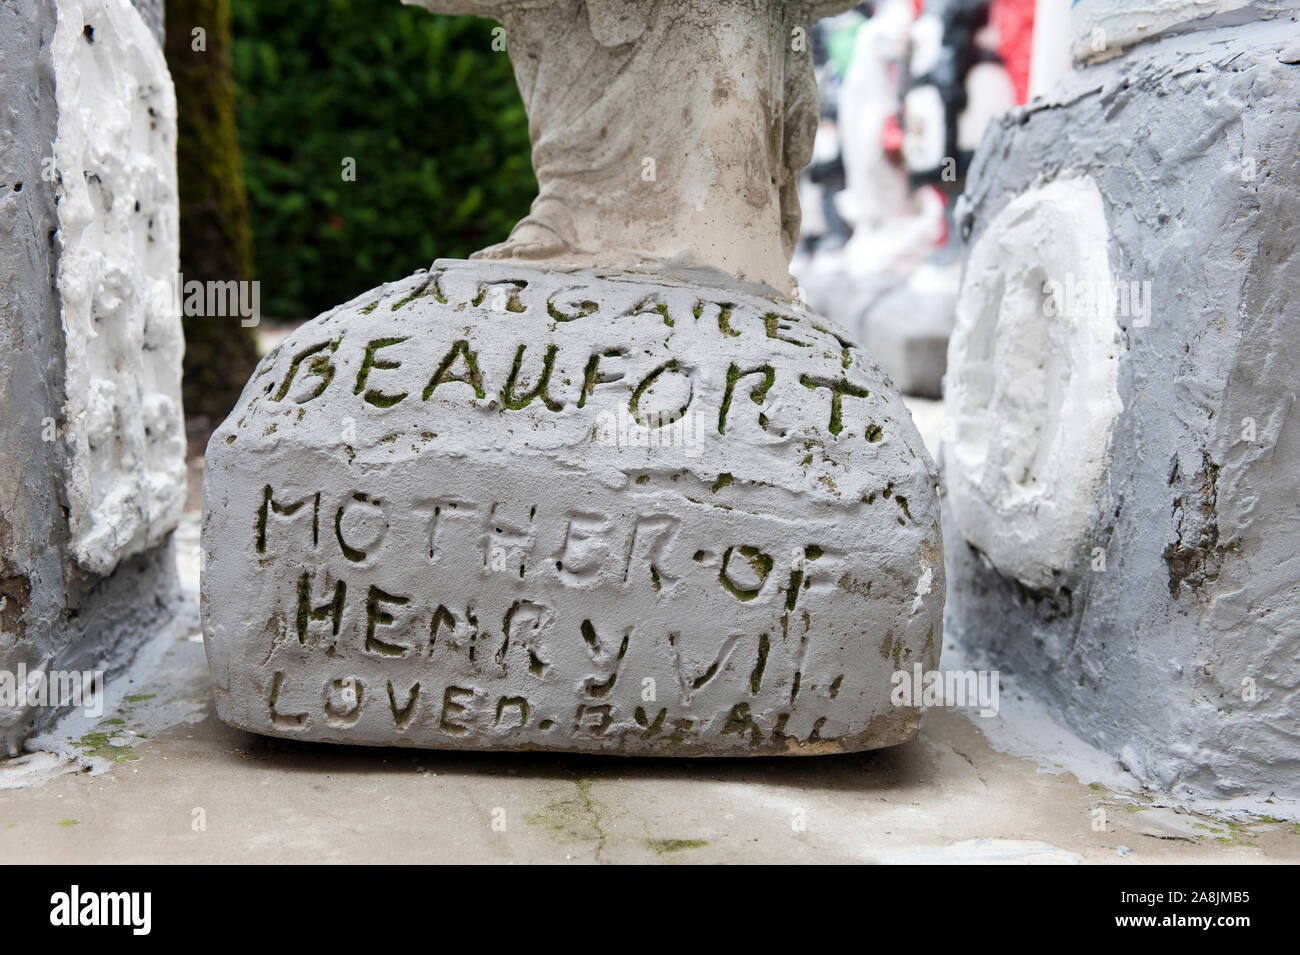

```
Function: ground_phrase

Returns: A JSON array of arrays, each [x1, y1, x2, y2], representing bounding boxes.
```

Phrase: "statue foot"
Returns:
[[473, 221, 575, 262]]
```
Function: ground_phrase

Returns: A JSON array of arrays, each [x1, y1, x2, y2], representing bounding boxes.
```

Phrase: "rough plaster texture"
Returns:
[[202, 260, 943, 754], [403, 0, 860, 295], [1071, 0, 1300, 65], [53, 0, 186, 577], [944, 18, 1300, 797], [127, 0, 164, 46], [0, 0, 183, 754]]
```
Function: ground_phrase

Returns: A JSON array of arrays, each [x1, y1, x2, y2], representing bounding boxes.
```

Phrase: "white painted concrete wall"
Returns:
[[52, 0, 185, 576]]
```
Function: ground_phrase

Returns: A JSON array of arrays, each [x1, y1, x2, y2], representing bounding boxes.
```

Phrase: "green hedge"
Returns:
[[231, 0, 536, 321], [166, 0, 261, 423]]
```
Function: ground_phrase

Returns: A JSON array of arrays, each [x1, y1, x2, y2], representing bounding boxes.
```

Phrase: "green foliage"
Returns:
[[165, 0, 260, 423], [231, 0, 535, 321]]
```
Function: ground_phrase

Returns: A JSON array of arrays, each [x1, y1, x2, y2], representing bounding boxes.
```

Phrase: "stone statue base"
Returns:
[[201, 260, 942, 754]]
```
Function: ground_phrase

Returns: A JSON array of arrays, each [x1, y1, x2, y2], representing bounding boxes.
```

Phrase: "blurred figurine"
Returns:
[[837, 0, 914, 242]]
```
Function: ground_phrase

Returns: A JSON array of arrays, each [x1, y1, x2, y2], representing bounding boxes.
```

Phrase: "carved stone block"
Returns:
[[201, 261, 943, 754], [944, 17, 1300, 796]]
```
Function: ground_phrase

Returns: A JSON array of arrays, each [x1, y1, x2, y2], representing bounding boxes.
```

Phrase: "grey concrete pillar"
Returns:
[[0, 0, 186, 753]]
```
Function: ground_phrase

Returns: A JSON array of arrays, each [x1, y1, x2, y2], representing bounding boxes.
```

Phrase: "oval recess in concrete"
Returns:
[[945, 174, 1123, 589]]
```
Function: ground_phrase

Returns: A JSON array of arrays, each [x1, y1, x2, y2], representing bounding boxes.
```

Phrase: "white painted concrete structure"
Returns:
[[0, 0, 184, 753], [944, 3, 1300, 798]]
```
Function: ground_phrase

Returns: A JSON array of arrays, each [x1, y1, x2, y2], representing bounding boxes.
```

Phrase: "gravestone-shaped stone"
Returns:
[[201, 0, 944, 754]]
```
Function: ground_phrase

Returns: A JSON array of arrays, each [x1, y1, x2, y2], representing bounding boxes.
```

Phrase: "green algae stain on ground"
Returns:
[[57, 819, 79, 828], [76, 731, 141, 763], [525, 779, 607, 854], [646, 838, 707, 855]]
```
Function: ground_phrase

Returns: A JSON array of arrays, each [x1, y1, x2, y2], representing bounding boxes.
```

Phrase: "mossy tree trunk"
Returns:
[[164, 0, 260, 424]]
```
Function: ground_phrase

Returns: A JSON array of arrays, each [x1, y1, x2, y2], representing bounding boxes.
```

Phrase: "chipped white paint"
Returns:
[[911, 566, 933, 615], [945, 175, 1122, 588], [53, 0, 186, 575]]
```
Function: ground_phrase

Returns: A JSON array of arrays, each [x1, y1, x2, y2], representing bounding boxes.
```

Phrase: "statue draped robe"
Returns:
[[405, 0, 859, 292]]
